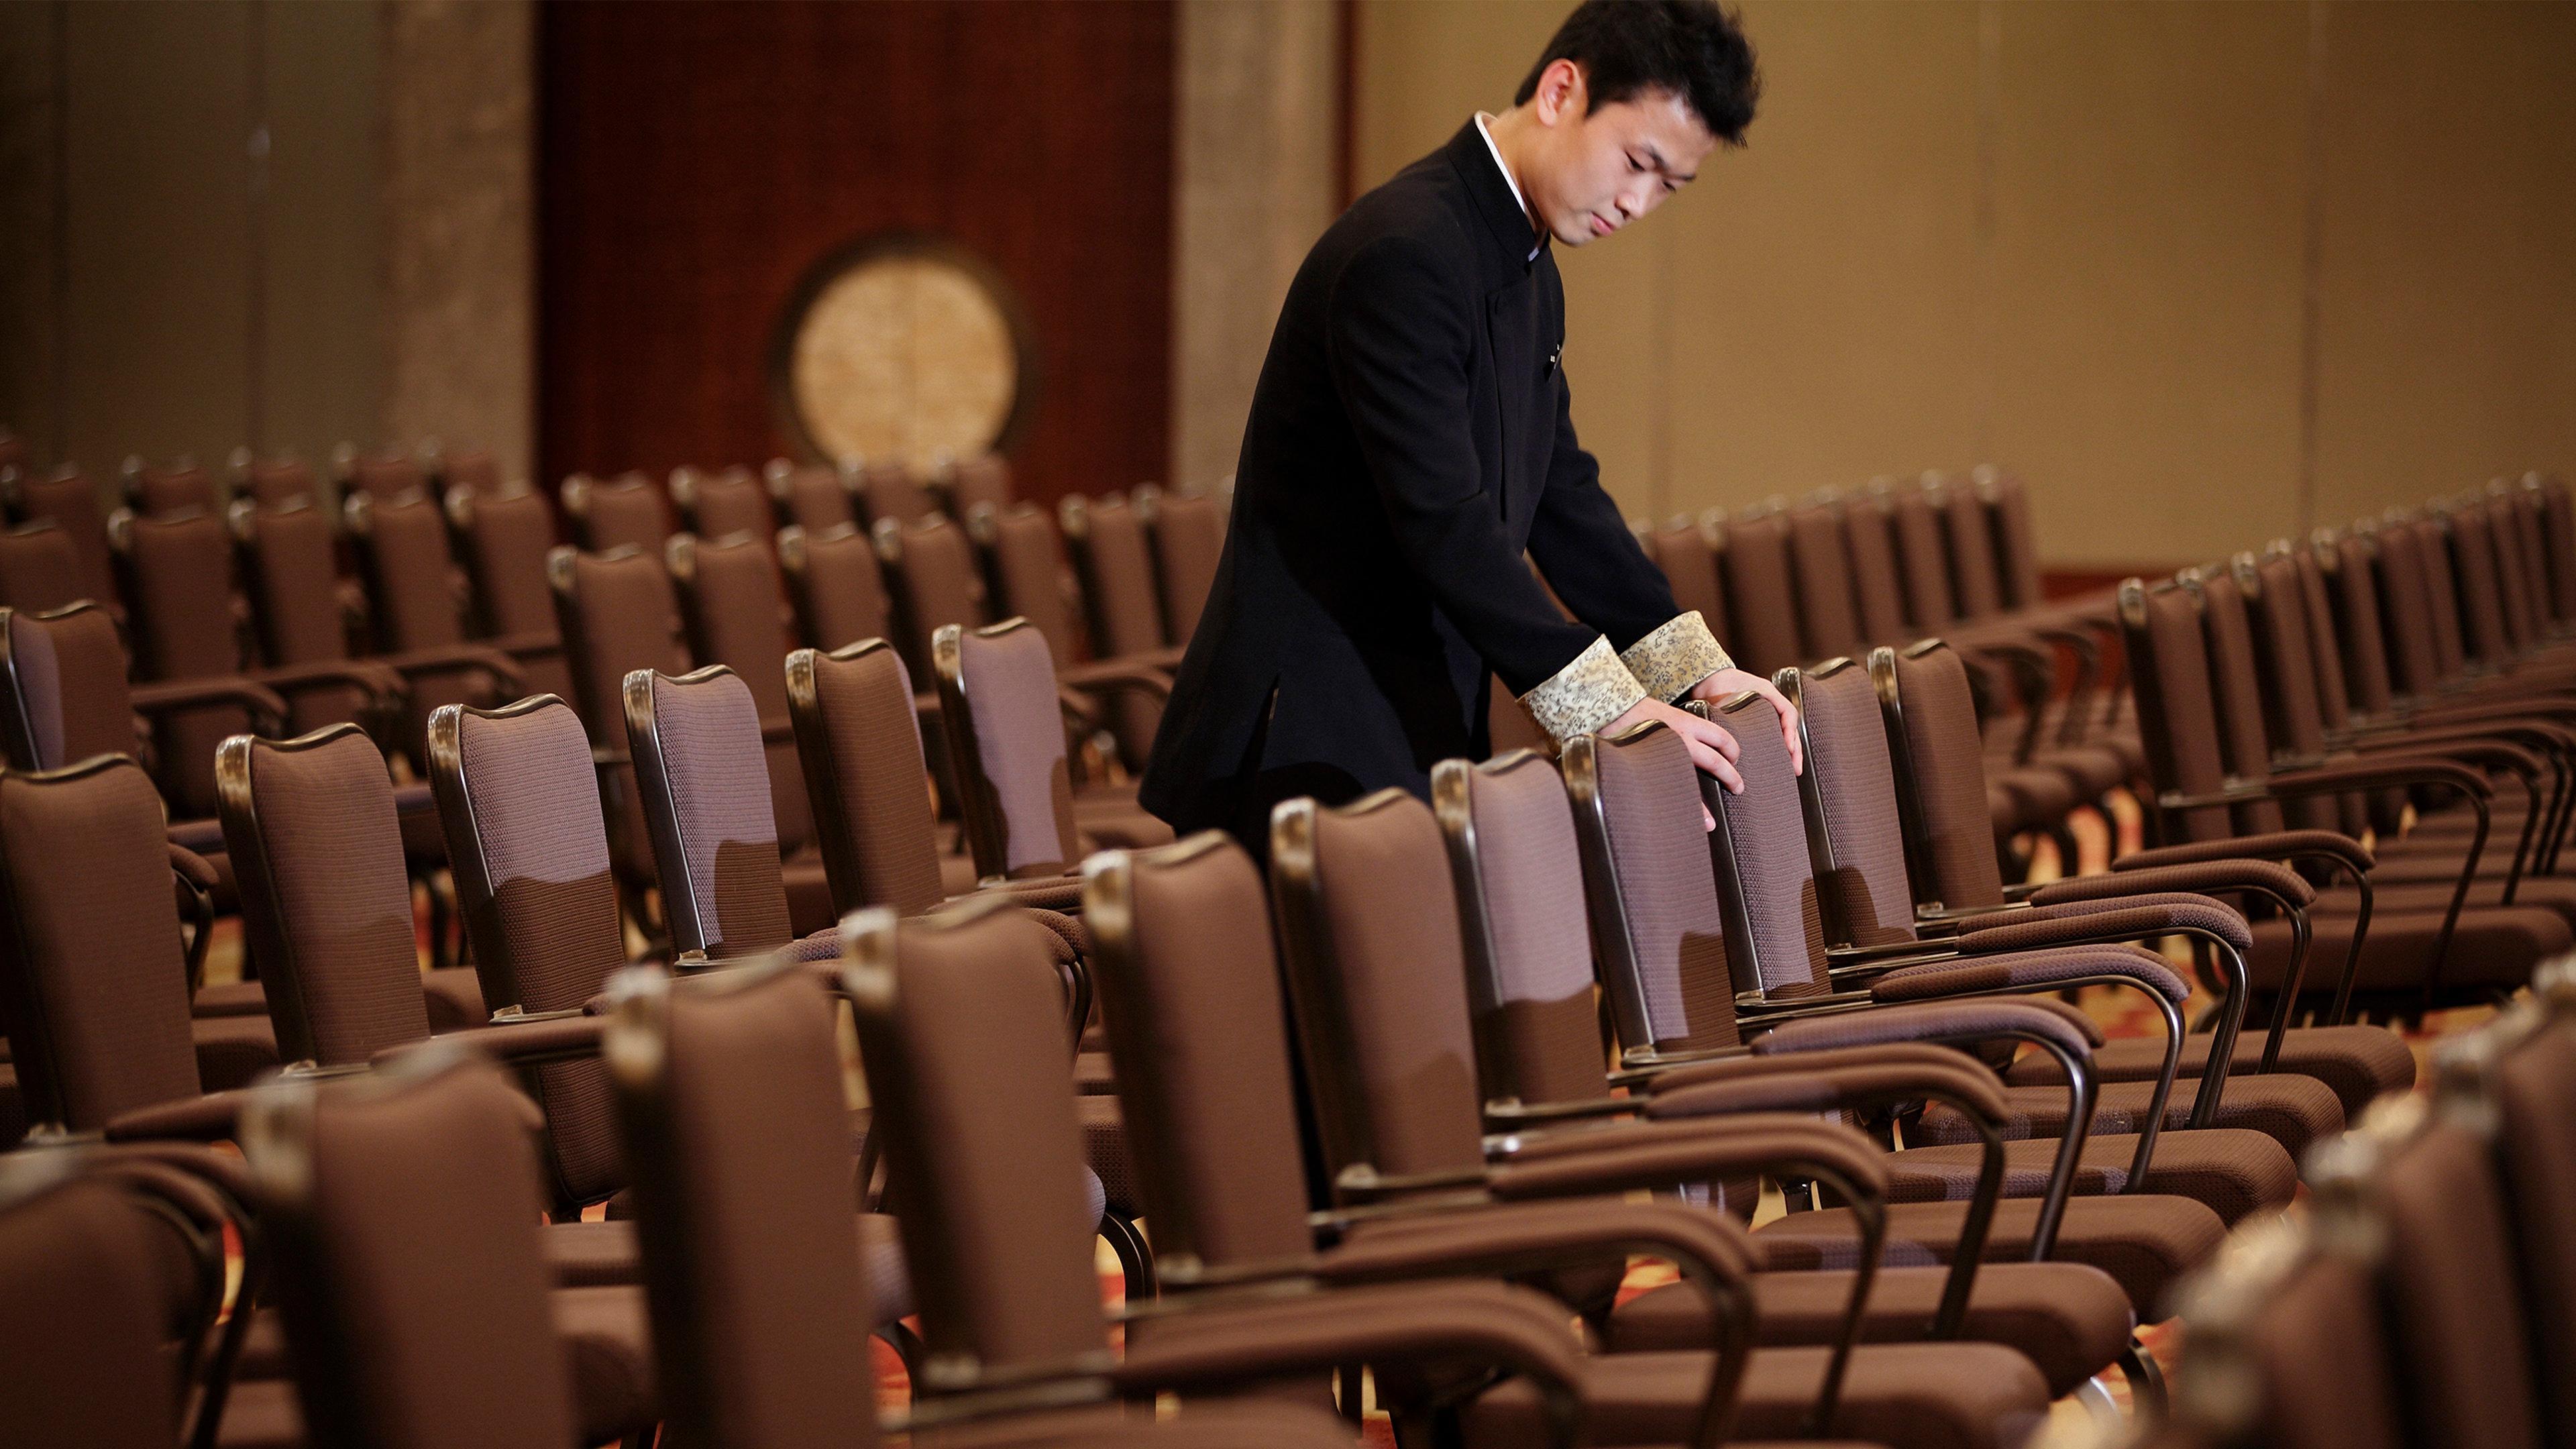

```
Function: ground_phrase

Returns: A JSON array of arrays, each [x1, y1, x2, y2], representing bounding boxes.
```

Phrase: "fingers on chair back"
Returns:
[[0, 520, 85, 613], [1562, 721, 1746, 1054], [1271, 791, 1491, 1183], [561, 471, 672, 555], [625, 666, 795, 959], [0, 757, 204, 1130], [1084, 835, 1318, 1273], [846, 904, 1110, 1377], [1786, 661, 1921, 948], [5, 466, 117, 607], [429, 694, 629, 1208], [1433, 751, 1613, 1110], [217, 727, 432, 1067], [606, 961, 881, 1448], [1140, 486, 1223, 643], [786, 642, 948, 916], [1703, 692, 1837, 1000], [1876, 642, 2012, 908], [667, 466, 775, 545], [670, 531, 812, 849], [934, 620, 1081, 881], [0, 1157, 196, 1449], [244, 1051, 580, 1449], [781, 522, 896, 652]]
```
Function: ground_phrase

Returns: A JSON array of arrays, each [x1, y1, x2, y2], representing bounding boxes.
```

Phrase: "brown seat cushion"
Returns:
[[1912, 1071, 2346, 1161], [190, 978, 270, 1018], [782, 848, 838, 937], [189, 1013, 281, 1092], [1880, 1126, 2296, 1224], [1753, 1193, 2228, 1317], [1607, 1260, 2135, 1398], [2003, 1024, 2414, 1118], [2249, 905, 2568, 994], [420, 966, 486, 1034]]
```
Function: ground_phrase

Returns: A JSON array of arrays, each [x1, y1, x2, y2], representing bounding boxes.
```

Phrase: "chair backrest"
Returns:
[[2361, 519, 2447, 698], [1061, 492, 1168, 655], [668, 466, 775, 546], [2284, 537, 2359, 735], [241, 456, 321, 510], [244, 1049, 580, 1449], [111, 508, 249, 814], [846, 904, 1111, 1380], [1561, 720, 1747, 1056], [971, 502, 1087, 668], [427, 694, 630, 1210], [1975, 468, 2045, 610], [1432, 751, 1613, 1110], [1784, 659, 1923, 947], [2502, 482, 2556, 641], [2527, 473, 2576, 627], [2314, 529, 2400, 717], [1084, 835, 1319, 1275], [779, 523, 895, 652], [0, 602, 141, 771], [874, 513, 986, 681], [2460, 494, 2530, 659], [2487, 981, 2576, 1449], [0, 1154, 199, 1449], [606, 961, 881, 1449], [561, 472, 672, 555], [345, 490, 472, 651], [784, 642, 948, 917], [933, 619, 1079, 881], [125, 460, 219, 519], [2240, 551, 2351, 835], [439, 448, 503, 499], [1716, 510, 1804, 676], [1644, 516, 1732, 648], [217, 726, 433, 1068], [1703, 692, 1835, 1000], [0, 756, 203, 1131], [940, 453, 1014, 519], [1786, 502, 1866, 659], [2168, 1218, 2406, 1449], [0, 521, 83, 613], [1942, 478, 2005, 620], [4, 466, 117, 608], [1839, 486, 1912, 645], [856, 461, 933, 526], [766, 461, 858, 535], [1889, 478, 1961, 629], [445, 486, 561, 642], [2190, 569, 2291, 835], [669, 533, 812, 852], [1873, 640, 2012, 908], [626, 666, 796, 959], [2118, 579, 2245, 845], [548, 545, 689, 890], [1269, 790, 1491, 1188], [343, 449, 425, 503], [1140, 486, 1223, 644], [229, 498, 352, 671], [2404, 513, 2471, 682]]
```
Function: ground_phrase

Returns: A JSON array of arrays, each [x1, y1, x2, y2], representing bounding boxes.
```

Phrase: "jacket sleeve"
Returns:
[[1326, 233, 1646, 740], [1526, 356, 1733, 704]]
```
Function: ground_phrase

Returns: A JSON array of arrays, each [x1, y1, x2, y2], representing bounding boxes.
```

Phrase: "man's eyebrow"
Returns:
[[1643, 142, 1695, 184]]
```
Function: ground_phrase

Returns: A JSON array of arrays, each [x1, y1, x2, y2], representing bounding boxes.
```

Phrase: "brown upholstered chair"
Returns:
[[1715, 508, 1806, 678], [842, 902, 1599, 1449], [1784, 501, 1868, 663], [780, 521, 898, 653], [547, 543, 691, 918], [1837, 484, 1915, 649], [560, 470, 672, 555], [973, 500, 1188, 781], [1, 464, 117, 612], [1137, 484, 1224, 645], [0, 520, 85, 612], [238, 1046, 657, 1448], [1971, 468, 2046, 614], [233, 454, 321, 511], [873, 511, 989, 684], [1061, 492, 1182, 767], [214, 725, 493, 1046], [934, 451, 1015, 519], [667, 465, 775, 545], [0, 755, 280, 1134], [341, 490, 545, 710], [930, 620, 1174, 885], [1643, 513, 1734, 648], [765, 458, 860, 534], [2155, 1208, 2405, 1449], [665, 532, 826, 921], [1260, 795, 2060, 1448], [123, 459, 221, 519], [1887, 477, 1962, 633], [442, 484, 574, 702], [337, 447, 426, 503]]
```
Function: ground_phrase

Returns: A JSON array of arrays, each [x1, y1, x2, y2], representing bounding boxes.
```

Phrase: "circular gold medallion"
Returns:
[[773, 235, 1033, 472]]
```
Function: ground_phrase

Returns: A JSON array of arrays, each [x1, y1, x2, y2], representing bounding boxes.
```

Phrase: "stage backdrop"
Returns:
[[539, 0, 1174, 505]]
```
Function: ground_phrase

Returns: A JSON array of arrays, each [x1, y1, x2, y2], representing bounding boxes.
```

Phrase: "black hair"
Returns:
[[1514, 0, 1760, 146]]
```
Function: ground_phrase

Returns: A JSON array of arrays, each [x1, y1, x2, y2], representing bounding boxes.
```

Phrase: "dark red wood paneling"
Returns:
[[539, 1, 1174, 507]]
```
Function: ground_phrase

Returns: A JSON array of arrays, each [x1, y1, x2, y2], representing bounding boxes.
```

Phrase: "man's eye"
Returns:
[[1627, 155, 1644, 172]]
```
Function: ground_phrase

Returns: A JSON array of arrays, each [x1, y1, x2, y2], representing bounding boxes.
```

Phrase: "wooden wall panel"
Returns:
[[539, 1, 1175, 505]]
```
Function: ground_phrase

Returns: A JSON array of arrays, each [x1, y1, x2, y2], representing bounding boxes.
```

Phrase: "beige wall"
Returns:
[[1354, 0, 2576, 569]]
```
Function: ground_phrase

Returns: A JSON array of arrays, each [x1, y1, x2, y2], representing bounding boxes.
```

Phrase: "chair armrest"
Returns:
[[1485, 1112, 1891, 1205], [243, 659, 406, 710], [373, 643, 531, 694], [2114, 830, 2373, 876], [1947, 895, 2253, 955], [1642, 1048, 2010, 1126], [2026, 858, 2313, 908], [425, 1014, 605, 1066], [1061, 657, 1175, 701], [482, 630, 563, 663], [1320, 1197, 1754, 1285], [955, 876, 1084, 913], [1750, 996, 2105, 1060], [130, 677, 291, 729], [1872, 943, 2192, 1005], [167, 842, 221, 894]]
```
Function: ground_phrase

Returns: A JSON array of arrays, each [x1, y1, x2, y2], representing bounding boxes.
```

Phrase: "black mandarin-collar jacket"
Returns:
[[1139, 122, 1688, 842]]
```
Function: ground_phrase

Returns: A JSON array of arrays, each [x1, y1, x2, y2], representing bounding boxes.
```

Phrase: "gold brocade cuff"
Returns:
[[1517, 636, 1649, 743], [1620, 611, 1733, 703]]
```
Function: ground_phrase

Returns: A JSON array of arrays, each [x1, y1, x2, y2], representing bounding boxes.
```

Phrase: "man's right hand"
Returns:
[[1601, 695, 1743, 830]]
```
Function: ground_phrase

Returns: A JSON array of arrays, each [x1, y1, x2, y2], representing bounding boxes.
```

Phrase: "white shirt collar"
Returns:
[[1474, 112, 1544, 264]]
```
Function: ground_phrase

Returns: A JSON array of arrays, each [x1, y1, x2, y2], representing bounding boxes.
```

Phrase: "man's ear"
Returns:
[[1529, 57, 1587, 126]]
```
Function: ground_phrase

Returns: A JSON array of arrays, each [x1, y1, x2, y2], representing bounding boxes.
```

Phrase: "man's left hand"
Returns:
[[1687, 668, 1803, 775]]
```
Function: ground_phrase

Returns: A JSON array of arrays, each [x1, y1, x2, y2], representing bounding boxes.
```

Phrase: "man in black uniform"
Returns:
[[1142, 0, 1796, 852]]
